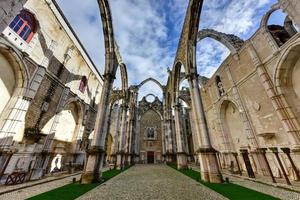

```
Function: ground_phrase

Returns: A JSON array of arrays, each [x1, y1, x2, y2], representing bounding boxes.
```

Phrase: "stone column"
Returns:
[[125, 117, 134, 165], [281, 148, 300, 181], [81, 73, 114, 184], [187, 107, 199, 156], [116, 103, 128, 169], [258, 148, 276, 183], [270, 147, 291, 185], [111, 105, 121, 164], [174, 103, 188, 169], [187, 73, 222, 183]]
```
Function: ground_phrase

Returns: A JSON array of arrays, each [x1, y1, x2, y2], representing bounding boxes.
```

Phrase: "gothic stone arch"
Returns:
[[197, 29, 244, 55]]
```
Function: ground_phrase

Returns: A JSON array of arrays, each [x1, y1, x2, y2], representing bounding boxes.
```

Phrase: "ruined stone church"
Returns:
[[0, 0, 300, 196]]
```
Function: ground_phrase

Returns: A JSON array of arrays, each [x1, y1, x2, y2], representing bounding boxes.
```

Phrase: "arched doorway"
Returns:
[[220, 100, 255, 177], [0, 53, 16, 115], [41, 101, 82, 173]]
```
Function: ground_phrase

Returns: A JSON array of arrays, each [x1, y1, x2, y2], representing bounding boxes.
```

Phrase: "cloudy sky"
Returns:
[[57, 0, 284, 99]]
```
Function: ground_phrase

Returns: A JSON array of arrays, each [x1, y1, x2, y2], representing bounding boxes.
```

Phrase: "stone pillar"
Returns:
[[165, 113, 174, 163], [187, 73, 222, 183], [258, 148, 277, 183], [111, 105, 121, 164], [116, 103, 128, 169], [125, 116, 134, 165], [81, 74, 114, 184], [187, 107, 199, 156], [270, 147, 291, 185], [281, 148, 300, 181], [174, 103, 188, 169]]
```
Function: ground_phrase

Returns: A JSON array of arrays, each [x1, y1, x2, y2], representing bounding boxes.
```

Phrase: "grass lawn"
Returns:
[[168, 164, 279, 200], [27, 166, 130, 200]]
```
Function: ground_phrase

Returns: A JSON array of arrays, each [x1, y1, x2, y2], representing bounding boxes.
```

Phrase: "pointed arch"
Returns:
[[98, 0, 118, 75], [144, 93, 157, 100], [197, 29, 244, 55], [260, 3, 281, 29], [118, 63, 128, 90], [138, 77, 164, 91], [172, 62, 184, 105]]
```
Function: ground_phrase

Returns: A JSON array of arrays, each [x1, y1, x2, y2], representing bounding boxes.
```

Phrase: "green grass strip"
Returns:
[[27, 166, 131, 200], [168, 164, 279, 200]]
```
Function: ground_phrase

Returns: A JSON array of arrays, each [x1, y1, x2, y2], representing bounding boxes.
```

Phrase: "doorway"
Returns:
[[147, 151, 154, 164], [241, 150, 255, 178]]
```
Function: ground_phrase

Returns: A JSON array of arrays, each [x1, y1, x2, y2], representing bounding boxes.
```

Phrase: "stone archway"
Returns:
[[41, 101, 83, 174], [220, 100, 255, 177], [275, 43, 300, 127], [42, 102, 80, 142], [0, 44, 29, 145], [220, 100, 248, 151], [0, 53, 16, 117]]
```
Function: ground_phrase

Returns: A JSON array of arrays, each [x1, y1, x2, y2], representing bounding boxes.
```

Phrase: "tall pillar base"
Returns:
[[81, 147, 105, 184], [198, 148, 223, 183], [165, 152, 175, 163], [126, 154, 132, 165], [116, 152, 124, 170], [177, 152, 188, 169]]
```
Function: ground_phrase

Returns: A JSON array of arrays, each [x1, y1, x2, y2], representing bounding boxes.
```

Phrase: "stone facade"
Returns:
[[138, 97, 163, 164], [0, 0, 103, 183], [162, 0, 300, 185]]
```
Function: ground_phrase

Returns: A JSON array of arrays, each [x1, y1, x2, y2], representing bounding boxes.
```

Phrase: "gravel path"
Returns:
[[77, 164, 227, 200]]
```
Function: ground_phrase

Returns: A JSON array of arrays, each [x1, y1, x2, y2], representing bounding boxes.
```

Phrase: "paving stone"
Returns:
[[77, 164, 227, 200]]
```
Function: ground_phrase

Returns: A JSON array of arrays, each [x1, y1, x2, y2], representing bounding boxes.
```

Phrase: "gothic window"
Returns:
[[216, 75, 225, 97], [79, 76, 87, 93], [9, 10, 37, 43], [146, 127, 155, 140]]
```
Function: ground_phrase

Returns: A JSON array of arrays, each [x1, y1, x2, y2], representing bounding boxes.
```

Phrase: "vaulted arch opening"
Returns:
[[0, 45, 28, 145], [42, 102, 82, 143], [276, 44, 300, 125], [0, 53, 16, 116], [197, 38, 230, 78], [138, 78, 164, 101], [262, 5, 298, 47]]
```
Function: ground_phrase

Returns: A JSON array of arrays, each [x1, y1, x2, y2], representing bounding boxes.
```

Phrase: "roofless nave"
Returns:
[[0, 0, 300, 199]]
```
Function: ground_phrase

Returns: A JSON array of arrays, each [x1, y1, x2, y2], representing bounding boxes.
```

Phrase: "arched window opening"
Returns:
[[216, 75, 225, 97], [79, 76, 87, 93], [267, 10, 298, 46], [138, 81, 163, 101], [197, 38, 230, 78], [9, 10, 37, 43], [146, 127, 156, 140]]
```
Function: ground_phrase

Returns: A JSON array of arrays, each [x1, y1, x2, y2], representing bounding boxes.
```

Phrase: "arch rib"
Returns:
[[138, 77, 164, 91], [197, 29, 244, 54]]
